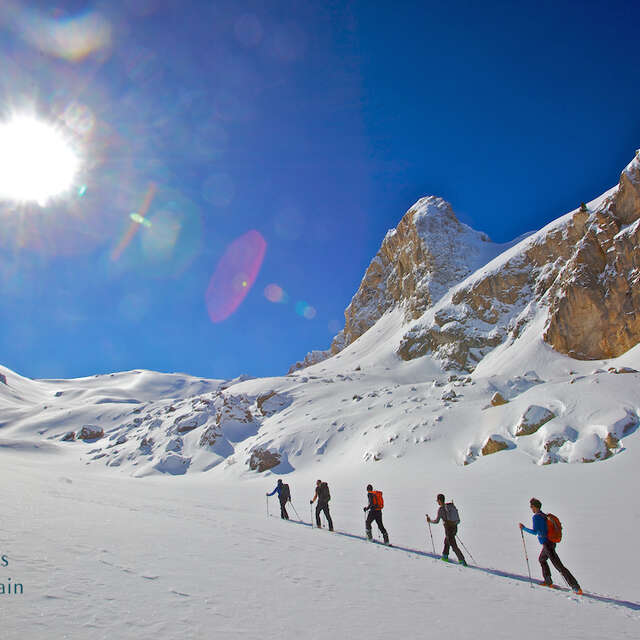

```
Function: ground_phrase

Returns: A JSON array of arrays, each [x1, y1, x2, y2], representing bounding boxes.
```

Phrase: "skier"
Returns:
[[363, 484, 389, 544], [519, 497, 582, 594], [427, 494, 467, 566], [310, 479, 333, 531], [266, 479, 291, 520]]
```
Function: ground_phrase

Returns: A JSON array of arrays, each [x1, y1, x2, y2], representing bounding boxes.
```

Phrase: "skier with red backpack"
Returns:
[[519, 497, 582, 594], [427, 494, 467, 566], [364, 484, 389, 544]]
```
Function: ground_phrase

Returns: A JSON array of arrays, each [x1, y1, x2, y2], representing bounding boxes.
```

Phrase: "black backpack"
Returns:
[[280, 483, 291, 501], [318, 482, 331, 502]]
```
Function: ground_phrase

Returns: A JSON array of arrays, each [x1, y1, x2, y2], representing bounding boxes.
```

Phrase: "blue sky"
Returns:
[[0, 0, 638, 380]]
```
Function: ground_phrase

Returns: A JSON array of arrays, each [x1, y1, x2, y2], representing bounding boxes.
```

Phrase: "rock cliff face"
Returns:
[[400, 154, 640, 369], [296, 152, 640, 373], [544, 154, 640, 359]]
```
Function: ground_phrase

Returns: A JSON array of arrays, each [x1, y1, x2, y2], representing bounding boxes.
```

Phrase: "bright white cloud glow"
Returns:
[[0, 115, 79, 205]]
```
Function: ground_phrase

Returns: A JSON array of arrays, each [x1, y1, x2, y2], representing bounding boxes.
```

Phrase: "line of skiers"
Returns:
[[267, 479, 387, 543], [267, 480, 582, 593]]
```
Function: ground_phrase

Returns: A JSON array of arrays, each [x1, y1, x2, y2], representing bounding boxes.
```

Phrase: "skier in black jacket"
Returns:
[[310, 479, 333, 530]]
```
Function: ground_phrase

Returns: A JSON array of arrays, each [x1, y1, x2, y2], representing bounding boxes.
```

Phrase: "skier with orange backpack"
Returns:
[[519, 497, 582, 594], [364, 484, 389, 544]]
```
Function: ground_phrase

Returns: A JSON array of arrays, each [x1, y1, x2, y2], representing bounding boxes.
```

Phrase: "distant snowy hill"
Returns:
[[1, 153, 639, 478]]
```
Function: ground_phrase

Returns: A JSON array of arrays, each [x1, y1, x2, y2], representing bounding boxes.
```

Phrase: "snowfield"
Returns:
[[1, 304, 640, 638], [1, 443, 639, 639]]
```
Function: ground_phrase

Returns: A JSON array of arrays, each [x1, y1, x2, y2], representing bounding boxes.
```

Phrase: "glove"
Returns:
[[309, 500, 313, 504], [363, 507, 367, 512]]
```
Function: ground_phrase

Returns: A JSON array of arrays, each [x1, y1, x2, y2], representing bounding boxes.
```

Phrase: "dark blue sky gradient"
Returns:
[[0, 0, 638, 380]]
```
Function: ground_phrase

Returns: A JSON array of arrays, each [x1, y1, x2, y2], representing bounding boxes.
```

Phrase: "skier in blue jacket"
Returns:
[[519, 497, 581, 593], [266, 479, 290, 519]]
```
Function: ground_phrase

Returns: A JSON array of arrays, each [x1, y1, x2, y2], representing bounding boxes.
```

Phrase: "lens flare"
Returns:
[[295, 301, 316, 320], [130, 212, 152, 227], [15, 8, 112, 61], [205, 230, 267, 323], [264, 283, 286, 303], [111, 183, 157, 261]]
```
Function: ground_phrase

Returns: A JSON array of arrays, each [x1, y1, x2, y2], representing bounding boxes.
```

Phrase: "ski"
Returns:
[[268, 514, 311, 527], [368, 538, 392, 547]]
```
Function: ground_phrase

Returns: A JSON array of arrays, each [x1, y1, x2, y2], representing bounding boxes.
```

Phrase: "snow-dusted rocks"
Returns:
[[481, 435, 513, 456], [248, 447, 281, 472], [514, 406, 555, 436], [256, 391, 293, 416], [491, 392, 508, 406], [77, 425, 103, 440]]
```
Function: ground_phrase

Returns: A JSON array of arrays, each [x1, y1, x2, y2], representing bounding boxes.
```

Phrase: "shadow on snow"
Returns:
[[269, 515, 640, 612]]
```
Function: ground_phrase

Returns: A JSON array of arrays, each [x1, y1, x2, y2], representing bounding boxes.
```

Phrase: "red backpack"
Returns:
[[545, 513, 562, 543], [371, 490, 384, 509]]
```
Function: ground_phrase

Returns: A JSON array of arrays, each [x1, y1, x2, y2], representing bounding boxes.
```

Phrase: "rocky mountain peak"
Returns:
[[322, 197, 504, 356], [291, 151, 640, 375]]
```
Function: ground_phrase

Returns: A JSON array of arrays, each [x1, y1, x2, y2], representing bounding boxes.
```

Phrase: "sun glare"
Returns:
[[0, 115, 79, 206]]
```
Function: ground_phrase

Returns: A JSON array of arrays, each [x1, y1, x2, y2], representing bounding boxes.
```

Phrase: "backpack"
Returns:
[[280, 483, 291, 501], [371, 490, 384, 509], [545, 513, 562, 543], [444, 502, 460, 524], [318, 482, 331, 502]]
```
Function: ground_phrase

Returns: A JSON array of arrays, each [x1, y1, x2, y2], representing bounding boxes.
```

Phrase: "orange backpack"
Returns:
[[545, 513, 562, 543], [371, 490, 384, 509]]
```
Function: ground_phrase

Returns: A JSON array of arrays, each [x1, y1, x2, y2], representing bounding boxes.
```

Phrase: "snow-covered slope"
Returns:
[[0, 301, 638, 478]]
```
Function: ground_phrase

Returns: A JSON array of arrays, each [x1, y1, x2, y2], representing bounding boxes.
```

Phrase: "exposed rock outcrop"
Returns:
[[78, 425, 104, 440], [544, 158, 640, 359], [514, 406, 555, 436], [481, 435, 511, 456], [491, 392, 508, 407], [248, 448, 281, 472]]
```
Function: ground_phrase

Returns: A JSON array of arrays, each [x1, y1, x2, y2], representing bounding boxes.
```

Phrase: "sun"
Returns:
[[0, 115, 79, 206]]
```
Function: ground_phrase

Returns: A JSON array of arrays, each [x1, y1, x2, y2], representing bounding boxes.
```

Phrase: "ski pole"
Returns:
[[456, 535, 476, 565], [266, 495, 269, 518], [426, 517, 436, 555], [310, 503, 314, 528], [290, 501, 300, 520], [520, 528, 533, 588]]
